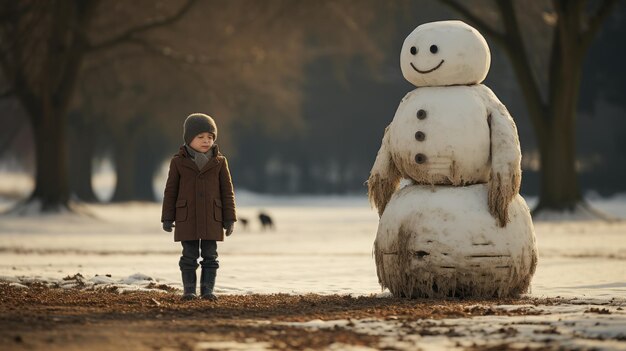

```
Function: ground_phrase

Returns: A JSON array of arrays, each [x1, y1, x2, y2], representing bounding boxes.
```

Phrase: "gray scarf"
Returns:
[[185, 144, 214, 170]]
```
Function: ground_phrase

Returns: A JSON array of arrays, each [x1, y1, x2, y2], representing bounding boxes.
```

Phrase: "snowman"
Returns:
[[368, 21, 537, 298]]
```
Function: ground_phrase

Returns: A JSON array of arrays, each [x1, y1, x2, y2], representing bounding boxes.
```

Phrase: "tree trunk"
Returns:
[[29, 110, 71, 211], [535, 119, 582, 211], [441, 0, 616, 218], [11, 2, 95, 213], [69, 132, 99, 203], [133, 147, 158, 202], [297, 154, 316, 193], [111, 140, 137, 202], [534, 27, 586, 213]]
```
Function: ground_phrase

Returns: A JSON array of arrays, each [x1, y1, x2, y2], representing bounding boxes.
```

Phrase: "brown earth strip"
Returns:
[[0, 284, 551, 350]]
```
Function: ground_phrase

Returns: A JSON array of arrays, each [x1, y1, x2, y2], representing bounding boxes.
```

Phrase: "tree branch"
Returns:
[[441, 0, 546, 133], [439, 0, 506, 45], [127, 38, 227, 66], [581, 0, 617, 50], [0, 45, 13, 83], [547, 24, 562, 111], [551, 0, 569, 53], [0, 2, 32, 23], [86, 0, 198, 53], [0, 88, 14, 99], [0, 121, 23, 158], [495, 0, 548, 138]]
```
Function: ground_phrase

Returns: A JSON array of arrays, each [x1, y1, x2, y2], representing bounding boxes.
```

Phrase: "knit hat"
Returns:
[[183, 113, 217, 144]]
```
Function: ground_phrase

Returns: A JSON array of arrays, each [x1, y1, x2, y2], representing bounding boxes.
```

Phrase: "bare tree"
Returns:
[[0, 0, 197, 213], [441, 0, 618, 216], [1, 0, 394, 208], [79, 0, 396, 201]]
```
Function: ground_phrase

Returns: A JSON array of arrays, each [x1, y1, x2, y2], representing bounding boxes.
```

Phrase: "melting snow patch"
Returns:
[[327, 344, 379, 351], [90, 275, 116, 285], [194, 340, 272, 351], [0, 273, 178, 293], [120, 273, 154, 285], [0, 275, 20, 283], [283, 302, 626, 350], [374, 291, 393, 298], [9, 282, 28, 289], [294, 319, 351, 329]]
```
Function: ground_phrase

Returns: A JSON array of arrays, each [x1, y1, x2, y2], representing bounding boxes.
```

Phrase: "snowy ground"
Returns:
[[286, 303, 626, 351], [1, 190, 625, 349], [0, 192, 625, 298]]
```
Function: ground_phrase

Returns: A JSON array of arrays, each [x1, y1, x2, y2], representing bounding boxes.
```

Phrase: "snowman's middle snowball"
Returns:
[[388, 85, 491, 186]]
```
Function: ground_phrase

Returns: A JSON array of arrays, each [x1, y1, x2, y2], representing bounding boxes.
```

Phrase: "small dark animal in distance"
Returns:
[[259, 212, 274, 230]]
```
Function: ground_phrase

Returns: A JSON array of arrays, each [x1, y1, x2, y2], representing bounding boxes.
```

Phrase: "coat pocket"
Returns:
[[175, 199, 188, 222], [214, 199, 223, 222]]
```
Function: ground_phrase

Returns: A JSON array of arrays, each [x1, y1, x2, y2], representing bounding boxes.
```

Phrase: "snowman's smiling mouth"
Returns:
[[410, 59, 445, 74]]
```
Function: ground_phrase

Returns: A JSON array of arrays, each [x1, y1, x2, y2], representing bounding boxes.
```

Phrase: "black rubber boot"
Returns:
[[181, 270, 197, 301], [200, 268, 217, 301]]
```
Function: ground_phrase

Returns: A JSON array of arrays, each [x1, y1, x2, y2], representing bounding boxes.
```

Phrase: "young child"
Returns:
[[161, 113, 237, 301]]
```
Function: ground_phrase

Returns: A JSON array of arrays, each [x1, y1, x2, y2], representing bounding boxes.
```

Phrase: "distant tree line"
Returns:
[[1, 0, 625, 216], [0, 0, 397, 211]]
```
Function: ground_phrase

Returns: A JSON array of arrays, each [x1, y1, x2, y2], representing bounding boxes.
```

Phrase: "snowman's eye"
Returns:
[[430, 45, 438, 54], [410, 46, 417, 55]]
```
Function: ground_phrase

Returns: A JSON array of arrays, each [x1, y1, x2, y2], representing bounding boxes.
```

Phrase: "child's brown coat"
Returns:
[[161, 145, 236, 241]]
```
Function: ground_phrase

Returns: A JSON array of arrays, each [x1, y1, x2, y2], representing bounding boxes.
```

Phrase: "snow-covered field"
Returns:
[[1, 190, 625, 349], [1, 192, 625, 298]]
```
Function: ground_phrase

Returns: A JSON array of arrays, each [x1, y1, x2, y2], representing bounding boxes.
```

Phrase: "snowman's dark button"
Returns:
[[417, 109, 427, 120], [415, 153, 427, 164], [415, 131, 425, 141]]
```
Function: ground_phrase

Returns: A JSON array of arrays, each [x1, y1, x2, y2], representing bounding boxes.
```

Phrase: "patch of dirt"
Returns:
[[0, 284, 547, 350]]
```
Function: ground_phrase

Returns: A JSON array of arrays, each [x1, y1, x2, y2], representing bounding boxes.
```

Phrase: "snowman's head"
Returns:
[[400, 21, 491, 87]]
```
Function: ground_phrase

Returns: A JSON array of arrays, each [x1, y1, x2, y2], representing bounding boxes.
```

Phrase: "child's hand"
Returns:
[[162, 221, 174, 232], [224, 221, 234, 236]]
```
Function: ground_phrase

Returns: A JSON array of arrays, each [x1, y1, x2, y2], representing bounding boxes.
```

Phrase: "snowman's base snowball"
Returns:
[[374, 183, 537, 298]]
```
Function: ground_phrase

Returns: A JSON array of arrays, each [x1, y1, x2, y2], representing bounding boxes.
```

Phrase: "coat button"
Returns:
[[415, 153, 427, 164], [417, 109, 427, 120], [415, 131, 425, 141]]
